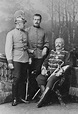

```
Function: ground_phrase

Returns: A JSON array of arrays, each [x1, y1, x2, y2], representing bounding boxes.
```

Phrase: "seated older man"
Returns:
[[36, 38, 71, 108]]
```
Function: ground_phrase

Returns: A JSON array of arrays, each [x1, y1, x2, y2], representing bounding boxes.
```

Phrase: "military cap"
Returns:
[[14, 10, 27, 23]]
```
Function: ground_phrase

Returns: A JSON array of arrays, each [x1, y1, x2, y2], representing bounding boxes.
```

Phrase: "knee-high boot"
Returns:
[[12, 84, 18, 106], [40, 85, 45, 94], [37, 87, 50, 108], [12, 84, 17, 100]]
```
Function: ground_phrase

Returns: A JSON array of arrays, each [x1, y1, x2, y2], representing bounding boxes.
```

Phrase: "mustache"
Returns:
[[35, 22, 38, 24], [56, 45, 61, 47]]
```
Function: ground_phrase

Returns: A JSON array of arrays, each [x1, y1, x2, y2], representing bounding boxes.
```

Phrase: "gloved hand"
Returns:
[[56, 68, 64, 77], [42, 47, 47, 57], [8, 63, 14, 69], [41, 66, 47, 75], [28, 49, 34, 54], [29, 58, 32, 64]]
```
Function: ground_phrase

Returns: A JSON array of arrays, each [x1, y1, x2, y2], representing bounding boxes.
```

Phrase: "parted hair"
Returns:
[[34, 14, 42, 21]]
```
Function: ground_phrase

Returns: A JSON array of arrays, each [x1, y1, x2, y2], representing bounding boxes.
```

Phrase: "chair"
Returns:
[[52, 75, 70, 105]]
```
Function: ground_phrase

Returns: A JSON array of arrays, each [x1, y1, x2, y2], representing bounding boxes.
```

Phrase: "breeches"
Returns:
[[36, 74, 58, 89], [12, 61, 28, 99], [36, 67, 71, 91], [28, 58, 43, 97], [12, 62, 28, 85], [29, 58, 43, 77]]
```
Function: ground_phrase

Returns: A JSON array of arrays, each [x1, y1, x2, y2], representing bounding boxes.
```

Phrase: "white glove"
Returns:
[[28, 49, 34, 53], [41, 67, 47, 75], [8, 63, 14, 69], [29, 58, 32, 64], [42, 47, 47, 57], [56, 68, 63, 77], [56, 65, 69, 77]]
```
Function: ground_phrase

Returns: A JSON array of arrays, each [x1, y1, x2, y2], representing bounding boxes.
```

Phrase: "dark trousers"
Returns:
[[28, 58, 43, 99], [12, 62, 28, 101], [37, 74, 58, 89], [36, 67, 71, 94], [29, 58, 43, 75]]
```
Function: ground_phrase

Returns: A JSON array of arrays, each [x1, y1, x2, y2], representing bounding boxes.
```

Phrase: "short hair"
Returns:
[[33, 14, 42, 21]]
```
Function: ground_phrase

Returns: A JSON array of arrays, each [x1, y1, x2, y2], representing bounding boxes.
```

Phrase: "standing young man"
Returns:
[[26, 14, 49, 100], [5, 10, 29, 106]]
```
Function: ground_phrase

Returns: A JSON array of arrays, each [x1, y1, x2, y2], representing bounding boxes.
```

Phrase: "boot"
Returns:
[[40, 85, 45, 94], [12, 97, 18, 106], [37, 87, 50, 108], [35, 85, 45, 102], [12, 84, 18, 106]]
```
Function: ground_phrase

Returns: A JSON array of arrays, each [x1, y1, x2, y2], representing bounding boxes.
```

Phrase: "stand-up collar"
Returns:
[[56, 48, 64, 54], [16, 28, 25, 32], [33, 25, 40, 28]]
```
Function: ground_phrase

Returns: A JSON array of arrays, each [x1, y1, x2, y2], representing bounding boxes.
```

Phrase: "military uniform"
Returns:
[[27, 26, 49, 58], [26, 26, 49, 99], [36, 37, 72, 108], [36, 49, 71, 108], [5, 10, 29, 105], [36, 49, 69, 87], [5, 28, 29, 63]]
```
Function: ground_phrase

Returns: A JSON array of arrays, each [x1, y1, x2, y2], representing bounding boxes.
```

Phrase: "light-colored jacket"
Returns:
[[5, 28, 29, 63], [26, 26, 49, 59]]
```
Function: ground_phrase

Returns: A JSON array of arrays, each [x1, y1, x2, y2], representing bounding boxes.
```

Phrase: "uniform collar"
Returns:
[[33, 25, 40, 28], [15, 28, 25, 32], [56, 48, 64, 54]]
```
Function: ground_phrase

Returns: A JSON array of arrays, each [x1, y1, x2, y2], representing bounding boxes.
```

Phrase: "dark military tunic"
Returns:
[[36, 49, 69, 86], [43, 49, 69, 74]]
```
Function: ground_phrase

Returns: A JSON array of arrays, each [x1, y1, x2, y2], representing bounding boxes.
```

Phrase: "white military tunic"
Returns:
[[5, 28, 29, 63]]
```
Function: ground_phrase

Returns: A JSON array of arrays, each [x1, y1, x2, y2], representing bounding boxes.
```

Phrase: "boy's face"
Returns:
[[55, 38, 64, 51], [33, 16, 41, 27]]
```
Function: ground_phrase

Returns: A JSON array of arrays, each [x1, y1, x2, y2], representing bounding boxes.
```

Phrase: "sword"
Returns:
[[47, 62, 64, 81], [20, 68, 29, 103], [32, 62, 64, 100], [25, 69, 29, 100]]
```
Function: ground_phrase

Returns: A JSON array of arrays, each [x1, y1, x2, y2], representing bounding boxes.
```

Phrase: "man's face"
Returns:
[[33, 16, 41, 27], [55, 38, 64, 51], [16, 21, 25, 30]]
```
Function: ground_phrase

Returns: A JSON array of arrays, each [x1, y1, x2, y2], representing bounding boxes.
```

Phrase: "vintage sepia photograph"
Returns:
[[0, 0, 78, 114]]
